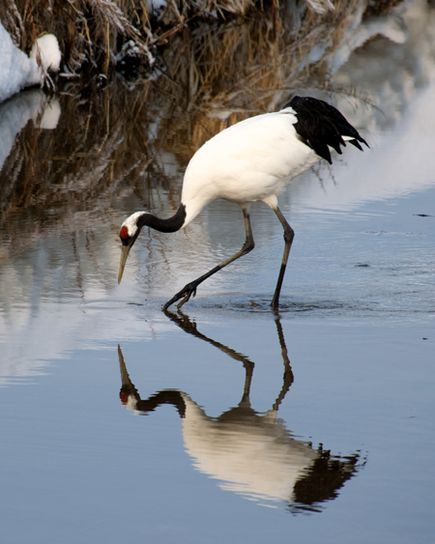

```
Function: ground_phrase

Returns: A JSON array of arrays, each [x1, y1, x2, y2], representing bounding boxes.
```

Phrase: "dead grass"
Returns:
[[0, 0, 402, 233], [151, 0, 370, 160], [0, 0, 401, 77]]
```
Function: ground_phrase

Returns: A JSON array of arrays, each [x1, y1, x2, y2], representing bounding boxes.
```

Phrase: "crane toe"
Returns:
[[163, 282, 198, 310]]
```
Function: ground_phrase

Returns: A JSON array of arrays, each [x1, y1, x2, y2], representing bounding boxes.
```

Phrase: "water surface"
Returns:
[[1, 2, 435, 543]]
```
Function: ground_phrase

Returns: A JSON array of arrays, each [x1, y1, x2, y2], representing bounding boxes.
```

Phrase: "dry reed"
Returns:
[[0, 0, 402, 235], [0, 1, 401, 77]]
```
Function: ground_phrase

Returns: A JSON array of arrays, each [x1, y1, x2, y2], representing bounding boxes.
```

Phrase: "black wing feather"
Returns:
[[287, 96, 368, 164]]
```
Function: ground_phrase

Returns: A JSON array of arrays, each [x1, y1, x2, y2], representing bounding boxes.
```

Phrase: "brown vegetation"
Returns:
[[0, 1, 401, 78], [0, 0, 402, 238]]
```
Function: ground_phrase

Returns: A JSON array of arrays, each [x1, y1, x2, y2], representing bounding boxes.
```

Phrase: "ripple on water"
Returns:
[[194, 296, 366, 316], [189, 293, 435, 320]]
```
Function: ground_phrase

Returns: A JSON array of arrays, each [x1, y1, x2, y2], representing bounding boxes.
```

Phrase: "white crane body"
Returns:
[[118, 96, 368, 309], [181, 108, 317, 225]]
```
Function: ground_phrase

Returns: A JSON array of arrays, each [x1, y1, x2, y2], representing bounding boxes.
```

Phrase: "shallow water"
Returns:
[[1, 1, 435, 543]]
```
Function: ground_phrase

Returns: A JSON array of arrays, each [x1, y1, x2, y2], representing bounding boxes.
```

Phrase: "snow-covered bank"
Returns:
[[0, 22, 60, 103]]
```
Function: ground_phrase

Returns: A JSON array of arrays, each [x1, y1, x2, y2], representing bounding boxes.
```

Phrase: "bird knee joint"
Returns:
[[284, 229, 294, 243], [243, 239, 255, 253]]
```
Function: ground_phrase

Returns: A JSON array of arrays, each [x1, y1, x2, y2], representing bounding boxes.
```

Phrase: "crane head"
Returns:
[[117, 212, 143, 284]]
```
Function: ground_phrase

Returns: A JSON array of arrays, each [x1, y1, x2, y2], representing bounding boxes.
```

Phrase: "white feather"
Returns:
[[122, 211, 144, 236], [181, 110, 318, 226]]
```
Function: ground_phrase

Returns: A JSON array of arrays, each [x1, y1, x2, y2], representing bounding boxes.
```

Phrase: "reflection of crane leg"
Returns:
[[240, 360, 254, 407], [163, 308, 295, 413], [272, 318, 294, 412], [164, 307, 256, 407]]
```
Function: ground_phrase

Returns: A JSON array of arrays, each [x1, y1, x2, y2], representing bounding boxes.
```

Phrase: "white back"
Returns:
[[180, 110, 318, 226]]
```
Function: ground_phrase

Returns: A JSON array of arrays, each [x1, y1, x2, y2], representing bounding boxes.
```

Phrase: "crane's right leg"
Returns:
[[270, 206, 295, 310], [163, 207, 255, 310]]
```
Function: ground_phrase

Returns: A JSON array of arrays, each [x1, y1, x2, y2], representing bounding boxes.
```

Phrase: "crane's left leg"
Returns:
[[271, 206, 294, 309], [163, 207, 255, 310]]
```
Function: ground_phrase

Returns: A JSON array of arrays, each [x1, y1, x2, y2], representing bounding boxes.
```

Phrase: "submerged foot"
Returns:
[[270, 296, 281, 314]]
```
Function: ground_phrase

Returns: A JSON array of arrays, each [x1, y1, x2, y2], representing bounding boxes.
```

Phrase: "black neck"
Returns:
[[138, 204, 186, 233], [135, 390, 186, 418]]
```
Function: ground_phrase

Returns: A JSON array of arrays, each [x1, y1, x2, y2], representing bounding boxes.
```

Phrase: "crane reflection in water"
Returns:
[[117, 312, 363, 513]]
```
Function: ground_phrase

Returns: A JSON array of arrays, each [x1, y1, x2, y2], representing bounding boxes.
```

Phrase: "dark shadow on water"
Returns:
[[183, 295, 369, 316], [117, 311, 364, 513]]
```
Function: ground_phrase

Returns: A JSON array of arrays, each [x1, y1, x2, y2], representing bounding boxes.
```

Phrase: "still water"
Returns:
[[1, 1, 435, 543]]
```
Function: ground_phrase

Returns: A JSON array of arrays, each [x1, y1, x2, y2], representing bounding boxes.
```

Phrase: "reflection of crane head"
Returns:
[[119, 385, 139, 405], [117, 344, 140, 409]]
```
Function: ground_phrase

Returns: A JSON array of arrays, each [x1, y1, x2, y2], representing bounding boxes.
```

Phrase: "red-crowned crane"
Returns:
[[117, 96, 368, 310]]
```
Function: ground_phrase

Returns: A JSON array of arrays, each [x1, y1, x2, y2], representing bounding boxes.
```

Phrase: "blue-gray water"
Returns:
[[1, 1, 435, 542]]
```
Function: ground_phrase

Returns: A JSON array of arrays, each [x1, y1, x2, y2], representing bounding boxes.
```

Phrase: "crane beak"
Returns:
[[118, 226, 142, 285], [117, 244, 132, 284]]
